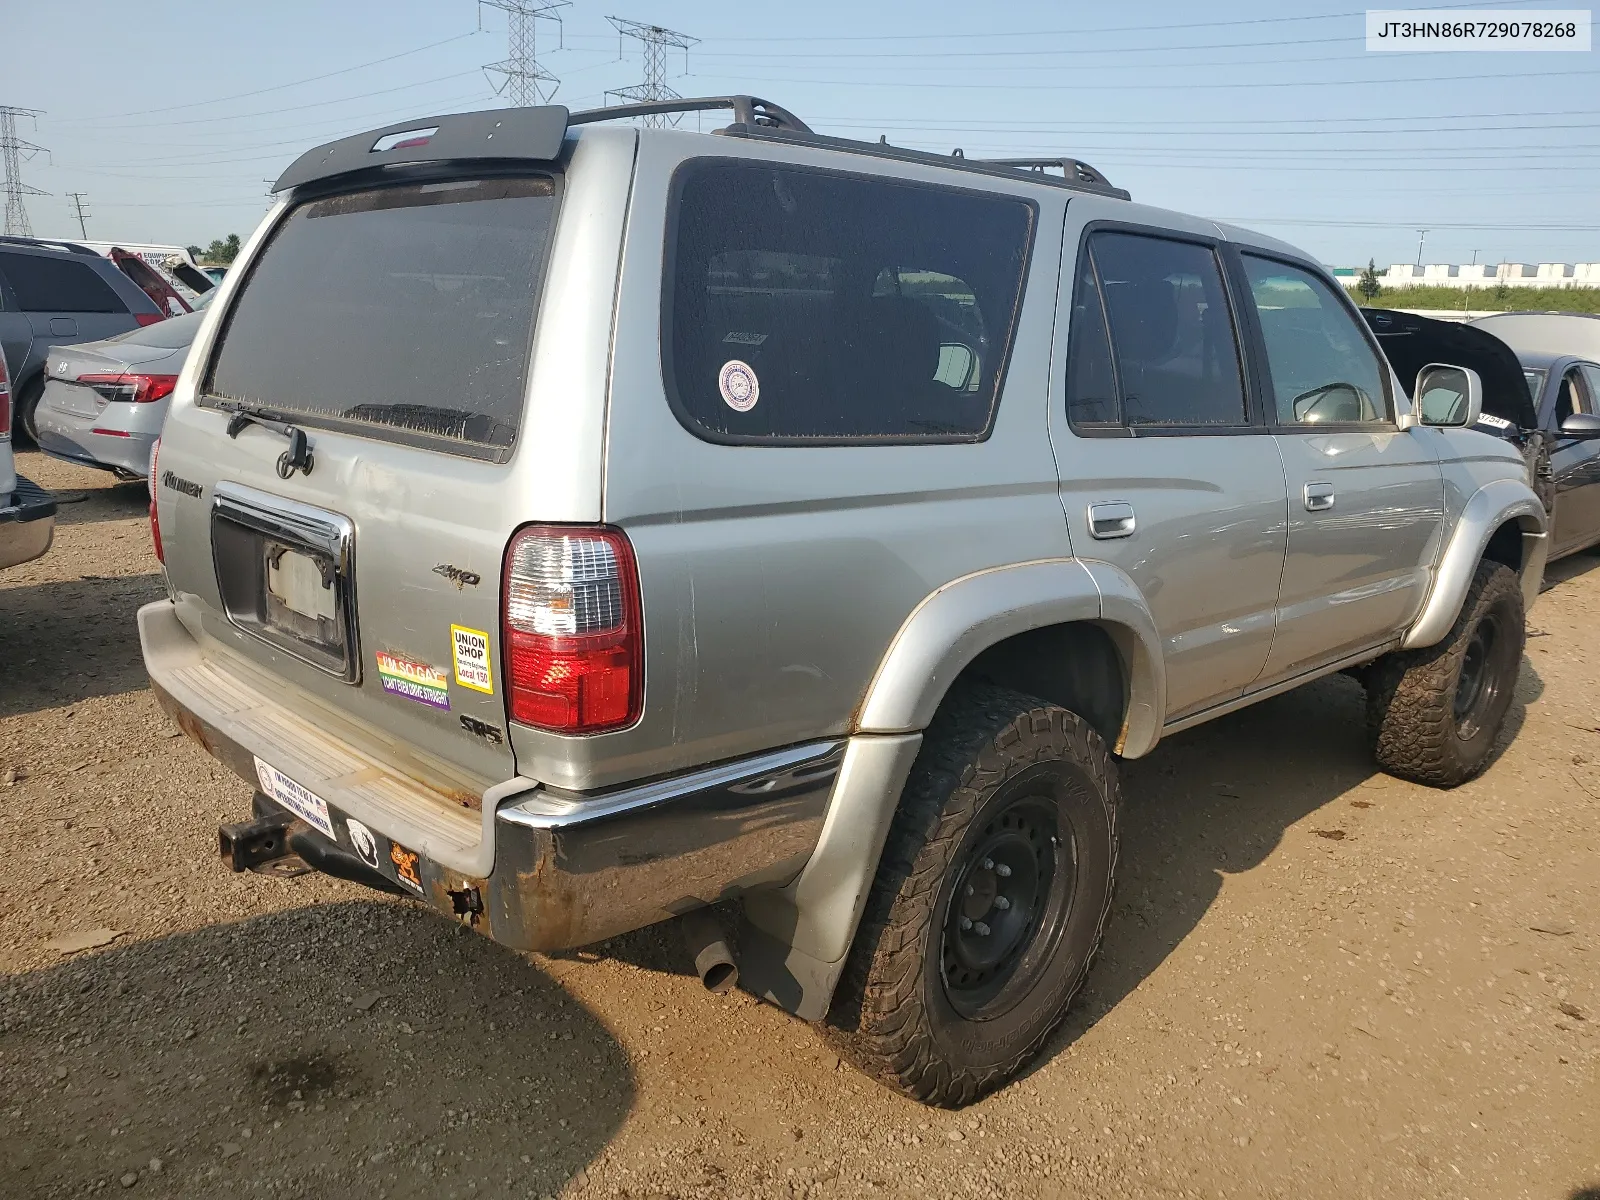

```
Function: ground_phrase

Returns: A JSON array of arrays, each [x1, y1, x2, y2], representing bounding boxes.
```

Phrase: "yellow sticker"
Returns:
[[450, 625, 494, 694]]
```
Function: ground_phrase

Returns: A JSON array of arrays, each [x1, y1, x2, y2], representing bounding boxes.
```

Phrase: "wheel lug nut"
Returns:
[[959, 916, 972, 930], [993, 896, 1011, 911], [982, 858, 994, 870], [974, 922, 991, 937], [995, 864, 1012, 878], [964, 884, 974, 897]]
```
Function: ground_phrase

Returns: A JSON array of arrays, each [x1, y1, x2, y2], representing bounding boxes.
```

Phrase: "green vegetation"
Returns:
[[1345, 284, 1600, 314], [1357, 259, 1382, 303], [199, 233, 243, 265]]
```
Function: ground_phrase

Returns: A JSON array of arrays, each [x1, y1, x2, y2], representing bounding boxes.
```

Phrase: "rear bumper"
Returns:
[[35, 386, 161, 477], [0, 475, 56, 569], [139, 598, 840, 950]]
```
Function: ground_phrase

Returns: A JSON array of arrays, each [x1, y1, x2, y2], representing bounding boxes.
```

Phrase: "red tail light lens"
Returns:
[[134, 313, 165, 327], [502, 526, 643, 734], [78, 372, 179, 404], [148, 437, 164, 563]]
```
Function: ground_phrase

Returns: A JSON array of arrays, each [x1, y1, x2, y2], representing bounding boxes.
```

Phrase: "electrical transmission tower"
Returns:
[[66, 191, 90, 239], [480, 0, 570, 107], [1, 107, 48, 238], [606, 18, 699, 124]]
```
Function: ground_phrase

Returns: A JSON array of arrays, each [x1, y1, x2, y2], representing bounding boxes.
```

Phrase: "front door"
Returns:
[[1050, 213, 1288, 722], [1233, 253, 1444, 685]]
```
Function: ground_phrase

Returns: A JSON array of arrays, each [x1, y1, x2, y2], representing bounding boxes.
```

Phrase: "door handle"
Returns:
[[1088, 501, 1136, 539], [1303, 482, 1335, 512]]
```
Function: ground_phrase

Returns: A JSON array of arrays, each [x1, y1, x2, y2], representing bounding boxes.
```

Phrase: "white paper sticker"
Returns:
[[451, 624, 494, 694], [345, 818, 381, 870], [1476, 412, 1514, 430], [254, 757, 334, 838], [719, 359, 760, 412]]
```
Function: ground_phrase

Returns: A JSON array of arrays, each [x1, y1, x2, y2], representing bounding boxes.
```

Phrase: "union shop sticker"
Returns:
[[718, 359, 760, 412], [376, 651, 450, 711], [450, 625, 494, 694]]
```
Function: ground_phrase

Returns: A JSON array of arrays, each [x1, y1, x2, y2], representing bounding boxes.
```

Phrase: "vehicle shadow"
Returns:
[[1541, 549, 1600, 592], [0, 901, 632, 1200], [1042, 658, 1541, 1064], [0, 572, 166, 716], [49, 478, 150, 527]]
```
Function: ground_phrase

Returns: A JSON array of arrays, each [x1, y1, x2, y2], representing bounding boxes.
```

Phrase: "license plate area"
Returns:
[[211, 481, 360, 682]]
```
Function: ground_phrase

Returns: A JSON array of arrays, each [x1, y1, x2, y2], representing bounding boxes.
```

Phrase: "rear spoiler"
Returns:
[[273, 106, 571, 193]]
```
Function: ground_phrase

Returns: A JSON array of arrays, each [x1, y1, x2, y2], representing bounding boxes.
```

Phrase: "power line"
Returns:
[[65, 191, 90, 238], [605, 17, 699, 124], [480, 0, 570, 106], [1, 107, 47, 237]]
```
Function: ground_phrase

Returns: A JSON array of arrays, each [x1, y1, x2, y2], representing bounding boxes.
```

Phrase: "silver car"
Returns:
[[140, 97, 1545, 1107], [34, 306, 206, 479]]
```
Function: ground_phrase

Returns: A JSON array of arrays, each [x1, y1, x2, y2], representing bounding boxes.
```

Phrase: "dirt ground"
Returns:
[[2, 448, 1596, 1200]]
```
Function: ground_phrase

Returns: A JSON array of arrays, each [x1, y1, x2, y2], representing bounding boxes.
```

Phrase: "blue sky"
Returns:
[[6, 0, 1597, 266]]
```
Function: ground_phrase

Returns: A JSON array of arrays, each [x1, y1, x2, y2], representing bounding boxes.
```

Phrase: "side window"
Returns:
[[1556, 368, 1593, 425], [1088, 231, 1247, 427], [1581, 365, 1600, 415], [664, 161, 1034, 442], [0, 252, 125, 314], [1241, 255, 1389, 426], [1064, 250, 1120, 426]]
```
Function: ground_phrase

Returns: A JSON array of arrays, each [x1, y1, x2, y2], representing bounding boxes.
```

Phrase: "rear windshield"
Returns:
[[204, 176, 558, 459]]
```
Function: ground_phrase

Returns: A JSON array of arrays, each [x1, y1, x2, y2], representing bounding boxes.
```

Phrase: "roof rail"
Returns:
[[0, 234, 100, 257], [570, 95, 811, 134], [980, 157, 1120, 191]]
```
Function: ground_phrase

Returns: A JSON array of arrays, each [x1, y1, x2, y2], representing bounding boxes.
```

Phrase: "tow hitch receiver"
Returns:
[[219, 814, 310, 875]]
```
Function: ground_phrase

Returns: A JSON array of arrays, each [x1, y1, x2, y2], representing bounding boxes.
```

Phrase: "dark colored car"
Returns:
[[0, 236, 166, 443]]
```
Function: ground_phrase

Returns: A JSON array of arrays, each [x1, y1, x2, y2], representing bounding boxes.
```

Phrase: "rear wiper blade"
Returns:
[[212, 400, 315, 479]]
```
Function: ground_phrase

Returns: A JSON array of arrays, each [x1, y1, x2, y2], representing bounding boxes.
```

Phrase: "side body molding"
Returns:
[[1403, 478, 1548, 650], [854, 557, 1166, 758]]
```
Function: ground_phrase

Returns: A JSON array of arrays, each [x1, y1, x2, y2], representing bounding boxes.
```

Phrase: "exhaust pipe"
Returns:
[[681, 909, 738, 994]]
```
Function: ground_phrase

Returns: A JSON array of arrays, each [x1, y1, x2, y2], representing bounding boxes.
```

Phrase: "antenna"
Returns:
[[605, 17, 699, 126], [66, 191, 90, 239], [480, 0, 570, 107], [1, 106, 48, 237]]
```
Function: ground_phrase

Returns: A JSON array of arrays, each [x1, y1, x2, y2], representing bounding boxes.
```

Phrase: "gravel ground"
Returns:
[[2, 448, 1596, 1200]]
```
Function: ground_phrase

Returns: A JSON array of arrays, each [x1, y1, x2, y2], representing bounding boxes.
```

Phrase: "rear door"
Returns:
[[1233, 252, 1444, 685], [1050, 209, 1288, 723], [158, 172, 570, 786], [0, 249, 139, 376]]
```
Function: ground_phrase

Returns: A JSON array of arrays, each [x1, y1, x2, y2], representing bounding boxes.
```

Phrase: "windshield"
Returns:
[[1523, 367, 1547, 402], [203, 176, 558, 460]]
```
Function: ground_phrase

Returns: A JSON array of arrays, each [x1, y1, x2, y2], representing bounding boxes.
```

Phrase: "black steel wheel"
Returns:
[[825, 683, 1119, 1107]]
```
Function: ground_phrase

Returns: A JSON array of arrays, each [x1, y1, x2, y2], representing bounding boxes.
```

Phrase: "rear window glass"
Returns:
[[108, 309, 204, 349], [205, 177, 557, 459], [664, 161, 1034, 442], [0, 252, 125, 313]]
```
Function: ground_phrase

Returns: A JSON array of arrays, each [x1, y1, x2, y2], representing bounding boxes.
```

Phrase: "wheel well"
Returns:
[[1483, 520, 1524, 574], [954, 622, 1127, 746]]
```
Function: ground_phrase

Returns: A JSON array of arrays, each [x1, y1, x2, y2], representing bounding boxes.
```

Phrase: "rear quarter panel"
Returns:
[[522, 134, 1074, 790]]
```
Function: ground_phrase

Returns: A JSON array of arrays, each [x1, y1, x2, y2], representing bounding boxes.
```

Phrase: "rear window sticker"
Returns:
[[254, 758, 334, 838], [451, 625, 494, 694], [719, 360, 760, 412], [345, 818, 380, 871], [722, 331, 768, 346], [376, 651, 450, 711], [389, 842, 424, 894]]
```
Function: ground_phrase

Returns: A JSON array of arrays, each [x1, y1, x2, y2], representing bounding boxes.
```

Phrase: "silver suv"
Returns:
[[140, 97, 1547, 1107]]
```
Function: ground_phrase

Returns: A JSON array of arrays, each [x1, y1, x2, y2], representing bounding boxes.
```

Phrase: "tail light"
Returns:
[[502, 526, 643, 734], [134, 313, 166, 327], [78, 372, 179, 404], [0, 353, 10, 439], [148, 436, 164, 563]]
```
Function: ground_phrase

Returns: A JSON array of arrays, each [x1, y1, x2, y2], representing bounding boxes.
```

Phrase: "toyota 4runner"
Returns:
[[140, 97, 1547, 1107]]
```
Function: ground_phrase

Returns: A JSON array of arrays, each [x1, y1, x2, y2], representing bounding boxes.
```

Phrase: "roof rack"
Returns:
[[0, 234, 100, 257], [569, 95, 811, 134], [272, 95, 1129, 202], [979, 158, 1120, 191]]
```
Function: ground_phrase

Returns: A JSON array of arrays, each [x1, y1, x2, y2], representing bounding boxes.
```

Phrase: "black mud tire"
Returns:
[[14, 375, 43, 445], [1366, 559, 1524, 788], [823, 683, 1119, 1108]]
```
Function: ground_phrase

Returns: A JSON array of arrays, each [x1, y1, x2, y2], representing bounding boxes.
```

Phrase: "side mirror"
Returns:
[[934, 343, 977, 390], [1415, 363, 1483, 428], [1559, 412, 1600, 438]]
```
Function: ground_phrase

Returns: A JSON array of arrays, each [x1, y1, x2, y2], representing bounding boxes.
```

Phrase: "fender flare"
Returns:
[[1403, 478, 1548, 650], [854, 557, 1166, 757]]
